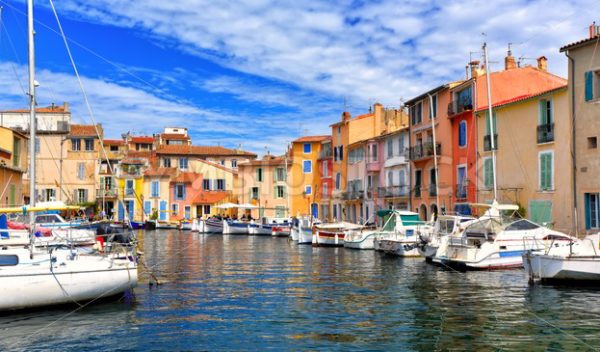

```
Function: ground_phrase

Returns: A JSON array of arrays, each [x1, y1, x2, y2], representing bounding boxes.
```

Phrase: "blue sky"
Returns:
[[0, 0, 597, 155]]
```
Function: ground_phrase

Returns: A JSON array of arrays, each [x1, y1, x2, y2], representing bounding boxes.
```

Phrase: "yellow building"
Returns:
[[476, 85, 572, 232], [0, 126, 28, 206], [116, 157, 147, 222], [289, 135, 329, 217], [238, 155, 290, 219]]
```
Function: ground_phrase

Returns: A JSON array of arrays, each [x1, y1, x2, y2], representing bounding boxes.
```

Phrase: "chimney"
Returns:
[[505, 49, 517, 70], [537, 56, 548, 71], [63, 102, 69, 112], [342, 111, 351, 122], [469, 60, 480, 78], [590, 21, 600, 38]]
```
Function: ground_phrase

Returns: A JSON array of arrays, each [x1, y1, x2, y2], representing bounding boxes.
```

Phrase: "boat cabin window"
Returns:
[[439, 219, 455, 234], [0, 255, 18, 266], [505, 219, 540, 231], [543, 235, 571, 242], [36, 215, 59, 223]]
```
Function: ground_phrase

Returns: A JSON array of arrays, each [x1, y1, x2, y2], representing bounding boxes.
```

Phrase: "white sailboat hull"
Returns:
[[344, 230, 376, 250]]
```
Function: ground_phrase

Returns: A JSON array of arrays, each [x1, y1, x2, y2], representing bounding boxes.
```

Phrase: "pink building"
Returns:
[[169, 172, 203, 221]]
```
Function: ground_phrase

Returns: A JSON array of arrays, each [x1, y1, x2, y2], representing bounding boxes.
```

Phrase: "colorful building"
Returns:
[[560, 24, 600, 235], [0, 126, 28, 206], [317, 138, 333, 221]]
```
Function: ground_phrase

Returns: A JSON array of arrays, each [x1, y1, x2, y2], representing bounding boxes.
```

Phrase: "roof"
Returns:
[[475, 66, 567, 112], [488, 86, 568, 110], [560, 35, 600, 52], [144, 167, 177, 177], [160, 133, 190, 140], [197, 158, 237, 173], [156, 144, 257, 157], [130, 136, 154, 143], [238, 155, 287, 167], [405, 83, 450, 105], [121, 157, 147, 165], [127, 150, 153, 159], [192, 191, 229, 204], [171, 172, 200, 183], [2, 104, 69, 114], [293, 135, 331, 143], [103, 139, 124, 146], [70, 124, 101, 137]]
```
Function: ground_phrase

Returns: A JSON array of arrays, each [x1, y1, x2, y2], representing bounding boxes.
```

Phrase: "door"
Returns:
[[159, 200, 167, 221]]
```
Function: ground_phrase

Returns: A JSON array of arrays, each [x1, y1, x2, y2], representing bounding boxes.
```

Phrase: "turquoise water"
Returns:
[[2, 231, 600, 351]]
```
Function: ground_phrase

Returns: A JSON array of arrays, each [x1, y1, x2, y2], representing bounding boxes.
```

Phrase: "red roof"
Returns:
[[156, 144, 256, 157], [70, 124, 101, 137], [2, 104, 69, 113], [560, 35, 600, 52], [197, 159, 237, 173], [238, 155, 287, 167], [144, 167, 176, 177], [171, 172, 201, 183], [127, 150, 153, 159], [293, 135, 331, 143], [103, 139, 124, 146], [130, 136, 154, 143], [475, 66, 567, 112], [160, 133, 189, 140], [192, 191, 229, 204]]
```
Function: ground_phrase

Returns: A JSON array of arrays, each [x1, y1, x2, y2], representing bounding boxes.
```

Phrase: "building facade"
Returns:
[[0, 127, 28, 207]]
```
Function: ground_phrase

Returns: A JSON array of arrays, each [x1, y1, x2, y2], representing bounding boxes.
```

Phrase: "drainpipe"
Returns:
[[427, 93, 440, 216], [565, 51, 578, 237]]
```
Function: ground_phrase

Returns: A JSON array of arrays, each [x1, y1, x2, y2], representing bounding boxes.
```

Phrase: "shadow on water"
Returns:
[[2, 230, 600, 351]]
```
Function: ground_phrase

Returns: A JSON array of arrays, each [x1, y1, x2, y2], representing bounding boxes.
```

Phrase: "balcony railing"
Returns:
[[377, 186, 409, 198], [96, 188, 118, 198], [429, 184, 437, 196], [537, 123, 554, 144], [408, 142, 441, 161], [342, 190, 364, 200], [447, 100, 473, 116], [483, 134, 498, 151], [318, 149, 333, 159], [414, 185, 421, 198], [456, 183, 468, 200]]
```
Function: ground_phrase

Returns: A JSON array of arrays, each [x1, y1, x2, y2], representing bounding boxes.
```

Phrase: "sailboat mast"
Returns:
[[483, 42, 498, 201], [27, 0, 36, 209], [427, 93, 440, 214]]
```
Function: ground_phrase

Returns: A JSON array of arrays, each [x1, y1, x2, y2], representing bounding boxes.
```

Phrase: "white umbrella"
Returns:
[[237, 203, 258, 209], [215, 202, 239, 209]]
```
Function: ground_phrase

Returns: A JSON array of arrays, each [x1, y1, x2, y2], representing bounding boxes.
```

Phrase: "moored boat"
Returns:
[[223, 220, 250, 234], [205, 217, 224, 233], [373, 210, 432, 257], [313, 222, 361, 247]]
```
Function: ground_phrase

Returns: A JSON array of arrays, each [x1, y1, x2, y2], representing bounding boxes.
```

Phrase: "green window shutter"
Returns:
[[540, 153, 552, 190], [539, 100, 547, 125], [484, 159, 493, 189], [585, 71, 594, 102], [585, 194, 591, 230]]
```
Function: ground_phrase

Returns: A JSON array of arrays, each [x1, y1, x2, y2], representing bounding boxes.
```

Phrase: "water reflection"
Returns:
[[1, 231, 599, 350]]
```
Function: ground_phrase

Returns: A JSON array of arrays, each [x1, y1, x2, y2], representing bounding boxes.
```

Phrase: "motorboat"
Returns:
[[291, 217, 319, 244], [191, 219, 206, 232], [223, 219, 250, 234], [418, 214, 476, 261], [205, 217, 224, 233], [438, 202, 575, 270], [313, 221, 362, 247], [373, 210, 432, 256], [179, 220, 192, 231], [523, 233, 600, 282]]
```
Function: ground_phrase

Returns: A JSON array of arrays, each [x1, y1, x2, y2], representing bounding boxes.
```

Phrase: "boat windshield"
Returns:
[[439, 219, 455, 234], [400, 214, 424, 226], [382, 215, 396, 231], [504, 219, 540, 231]]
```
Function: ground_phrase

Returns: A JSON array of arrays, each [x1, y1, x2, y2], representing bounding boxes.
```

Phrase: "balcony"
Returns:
[[537, 123, 554, 144], [377, 186, 409, 198], [318, 149, 333, 159], [483, 134, 498, 151], [366, 154, 379, 172], [96, 188, 118, 198], [447, 100, 473, 116], [408, 142, 441, 161], [342, 190, 364, 200], [429, 184, 437, 196], [456, 183, 468, 200]]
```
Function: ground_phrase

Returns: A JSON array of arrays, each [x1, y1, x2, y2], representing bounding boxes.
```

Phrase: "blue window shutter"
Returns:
[[144, 201, 151, 215], [585, 193, 591, 230], [585, 71, 594, 102], [208, 179, 212, 190], [118, 201, 124, 221], [183, 185, 186, 199]]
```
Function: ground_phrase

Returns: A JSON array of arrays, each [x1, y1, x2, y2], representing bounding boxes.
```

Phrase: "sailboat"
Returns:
[[0, 1, 137, 311]]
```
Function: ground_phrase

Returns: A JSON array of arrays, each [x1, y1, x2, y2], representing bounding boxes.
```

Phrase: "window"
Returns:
[[231, 159, 237, 168], [348, 148, 363, 163], [184, 206, 191, 219], [34, 138, 40, 154], [171, 203, 179, 216], [163, 158, 171, 168], [77, 162, 85, 180], [399, 169, 406, 186], [369, 144, 378, 162], [457, 166, 467, 199], [175, 183, 186, 200], [334, 146, 344, 162], [216, 179, 225, 190], [333, 203, 338, 219], [275, 167, 286, 181], [251, 187, 259, 200], [42, 188, 56, 201], [220, 160, 225, 165], [125, 179, 134, 196], [458, 120, 467, 147], [505, 219, 540, 231], [586, 193, 600, 229], [303, 160, 312, 173], [431, 94, 437, 119], [203, 205, 211, 216], [203, 179, 211, 190], [398, 135, 405, 155], [71, 139, 80, 151], [388, 171, 394, 186], [539, 99, 553, 125], [84, 139, 94, 151], [589, 136, 598, 149], [110, 145, 119, 151], [539, 151, 553, 191], [335, 173, 341, 190], [322, 161, 328, 177], [275, 185, 285, 198], [410, 102, 422, 125], [456, 86, 473, 110], [483, 157, 494, 189], [387, 139, 393, 158], [304, 185, 312, 195], [179, 158, 188, 170], [485, 111, 497, 135], [303, 143, 311, 154], [256, 168, 263, 182], [584, 70, 600, 101], [337, 126, 341, 139], [151, 180, 160, 197], [75, 189, 88, 203], [322, 183, 328, 197]]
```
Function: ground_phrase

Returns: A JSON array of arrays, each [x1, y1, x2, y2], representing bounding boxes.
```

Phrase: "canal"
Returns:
[[1, 231, 599, 351]]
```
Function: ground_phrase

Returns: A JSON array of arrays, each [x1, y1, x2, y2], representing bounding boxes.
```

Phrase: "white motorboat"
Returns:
[[523, 234, 600, 282], [438, 202, 575, 270], [344, 229, 378, 249], [373, 210, 432, 257], [292, 217, 319, 244], [205, 217, 224, 233], [223, 220, 250, 234], [418, 214, 476, 261], [313, 221, 361, 247], [179, 220, 192, 231], [191, 219, 206, 232]]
